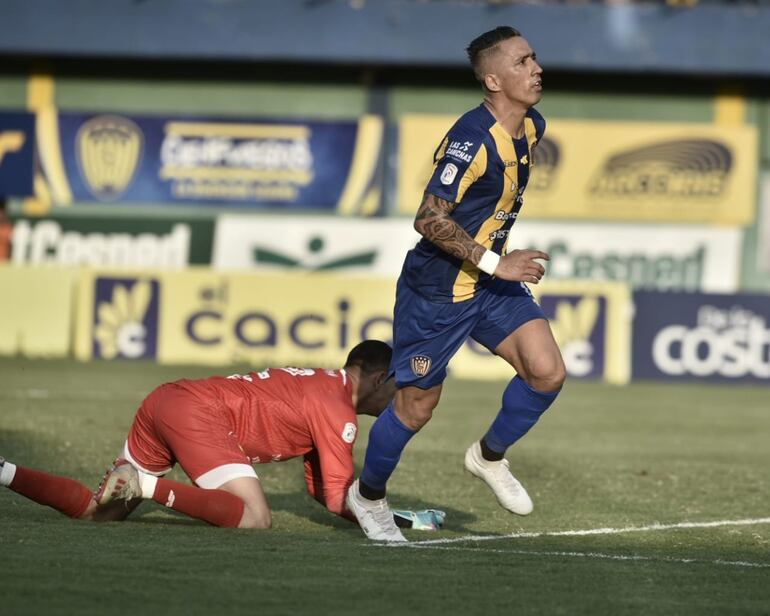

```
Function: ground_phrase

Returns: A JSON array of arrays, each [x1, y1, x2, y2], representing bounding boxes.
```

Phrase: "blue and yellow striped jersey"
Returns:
[[402, 103, 546, 303]]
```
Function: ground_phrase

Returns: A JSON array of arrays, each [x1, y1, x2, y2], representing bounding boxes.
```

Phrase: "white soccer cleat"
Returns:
[[346, 480, 407, 542], [464, 441, 533, 515], [93, 458, 142, 506]]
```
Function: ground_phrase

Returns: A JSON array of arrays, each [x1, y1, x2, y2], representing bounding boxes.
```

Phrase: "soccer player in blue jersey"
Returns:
[[346, 26, 566, 541]]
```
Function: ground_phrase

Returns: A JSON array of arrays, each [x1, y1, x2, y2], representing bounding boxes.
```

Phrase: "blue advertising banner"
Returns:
[[41, 112, 382, 213], [0, 112, 35, 197], [633, 291, 770, 384]]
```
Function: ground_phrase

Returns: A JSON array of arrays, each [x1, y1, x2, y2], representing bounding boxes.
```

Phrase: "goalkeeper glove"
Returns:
[[392, 509, 446, 531]]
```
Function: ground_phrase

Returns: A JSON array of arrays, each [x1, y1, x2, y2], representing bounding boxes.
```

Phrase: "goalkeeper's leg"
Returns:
[[1, 456, 98, 520], [96, 458, 270, 529], [139, 473, 269, 529]]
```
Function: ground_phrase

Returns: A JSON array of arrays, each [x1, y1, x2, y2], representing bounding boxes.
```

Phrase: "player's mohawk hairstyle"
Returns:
[[466, 26, 521, 84], [344, 340, 392, 376]]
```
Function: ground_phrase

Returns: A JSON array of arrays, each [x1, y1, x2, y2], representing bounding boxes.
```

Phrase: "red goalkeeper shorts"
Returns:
[[124, 383, 257, 489]]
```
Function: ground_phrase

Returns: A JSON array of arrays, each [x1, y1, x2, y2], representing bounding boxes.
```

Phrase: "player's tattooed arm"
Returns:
[[414, 192, 486, 265]]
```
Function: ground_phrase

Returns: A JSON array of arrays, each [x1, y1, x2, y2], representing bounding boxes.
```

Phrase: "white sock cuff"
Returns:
[[0, 461, 17, 487], [139, 472, 158, 499]]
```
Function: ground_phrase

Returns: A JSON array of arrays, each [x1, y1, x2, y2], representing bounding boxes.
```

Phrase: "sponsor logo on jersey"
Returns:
[[588, 139, 731, 199], [494, 210, 518, 221], [440, 163, 458, 185], [76, 115, 144, 201], [488, 229, 509, 241], [341, 422, 357, 444], [445, 140, 474, 163], [410, 355, 432, 377]]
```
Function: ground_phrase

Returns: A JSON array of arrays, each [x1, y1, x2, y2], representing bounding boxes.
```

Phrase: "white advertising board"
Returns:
[[214, 215, 741, 292]]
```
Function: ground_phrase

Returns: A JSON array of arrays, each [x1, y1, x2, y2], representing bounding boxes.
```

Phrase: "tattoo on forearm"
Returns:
[[415, 192, 486, 264]]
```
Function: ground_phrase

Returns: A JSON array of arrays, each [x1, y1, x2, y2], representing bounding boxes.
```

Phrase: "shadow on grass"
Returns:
[[2, 428, 483, 536], [119, 489, 481, 537]]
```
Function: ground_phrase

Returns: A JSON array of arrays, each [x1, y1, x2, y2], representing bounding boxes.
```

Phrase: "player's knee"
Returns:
[[527, 357, 567, 393], [397, 398, 436, 430], [238, 505, 272, 530], [396, 387, 440, 430]]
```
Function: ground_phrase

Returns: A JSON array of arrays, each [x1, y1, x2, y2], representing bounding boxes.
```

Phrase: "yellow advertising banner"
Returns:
[[74, 268, 631, 384], [398, 115, 758, 225], [0, 264, 75, 357]]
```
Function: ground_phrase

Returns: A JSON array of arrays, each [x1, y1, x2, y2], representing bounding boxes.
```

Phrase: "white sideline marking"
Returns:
[[367, 517, 770, 568], [402, 546, 770, 569], [397, 517, 770, 547]]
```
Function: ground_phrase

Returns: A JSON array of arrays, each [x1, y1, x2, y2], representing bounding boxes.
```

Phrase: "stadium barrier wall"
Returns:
[[72, 268, 632, 385], [8, 262, 769, 385], [4, 213, 742, 295], [0, 264, 75, 357], [212, 214, 741, 294]]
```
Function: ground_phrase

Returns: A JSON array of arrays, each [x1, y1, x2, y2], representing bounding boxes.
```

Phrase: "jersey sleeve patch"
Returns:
[[426, 127, 487, 204], [341, 422, 357, 444], [440, 163, 458, 185]]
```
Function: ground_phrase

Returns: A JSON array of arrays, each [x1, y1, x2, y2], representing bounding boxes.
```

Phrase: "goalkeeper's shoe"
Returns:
[[464, 441, 533, 515], [346, 480, 407, 542], [94, 458, 142, 506], [393, 509, 446, 531]]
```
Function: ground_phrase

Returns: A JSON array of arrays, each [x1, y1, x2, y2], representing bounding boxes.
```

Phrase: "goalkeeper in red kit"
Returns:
[[0, 341, 443, 533]]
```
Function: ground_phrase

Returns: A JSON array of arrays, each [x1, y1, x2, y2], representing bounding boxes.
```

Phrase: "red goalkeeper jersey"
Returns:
[[166, 368, 358, 519]]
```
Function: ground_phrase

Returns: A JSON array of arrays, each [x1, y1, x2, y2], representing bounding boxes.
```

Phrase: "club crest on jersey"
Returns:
[[440, 163, 458, 185], [410, 355, 432, 377], [341, 422, 357, 444]]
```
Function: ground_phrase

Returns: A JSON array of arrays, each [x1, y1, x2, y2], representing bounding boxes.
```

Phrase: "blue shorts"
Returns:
[[391, 276, 547, 389]]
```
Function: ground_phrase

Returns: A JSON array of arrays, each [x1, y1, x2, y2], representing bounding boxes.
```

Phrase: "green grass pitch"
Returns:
[[1, 358, 768, 615]]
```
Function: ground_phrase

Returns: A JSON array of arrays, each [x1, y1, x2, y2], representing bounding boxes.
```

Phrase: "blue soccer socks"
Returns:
[[360, 402, 417, 497], [483, 375, 560, 456]]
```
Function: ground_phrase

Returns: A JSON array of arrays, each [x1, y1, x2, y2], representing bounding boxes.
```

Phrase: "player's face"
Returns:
[[489, 36, 543, 107]]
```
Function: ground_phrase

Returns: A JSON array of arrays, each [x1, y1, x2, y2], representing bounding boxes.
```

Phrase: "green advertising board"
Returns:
[[4, 215, 214, 267]]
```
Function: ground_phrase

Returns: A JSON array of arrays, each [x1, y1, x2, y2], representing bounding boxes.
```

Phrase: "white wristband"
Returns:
[[477, 249, 500, 276]]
